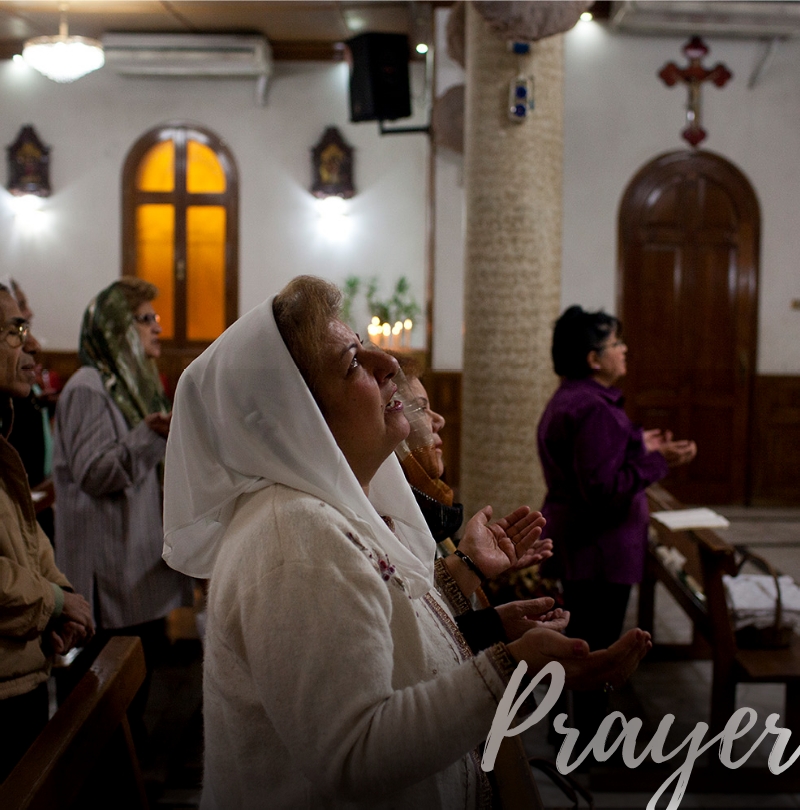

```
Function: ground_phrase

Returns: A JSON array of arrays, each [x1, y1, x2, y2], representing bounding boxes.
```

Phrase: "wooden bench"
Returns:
[[639, 483, 800, 739], [0, 636, 149, 810]]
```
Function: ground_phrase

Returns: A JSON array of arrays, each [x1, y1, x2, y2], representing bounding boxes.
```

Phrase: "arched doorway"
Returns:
[[121, 122, 239, 392], [618, 150, 760, 504]]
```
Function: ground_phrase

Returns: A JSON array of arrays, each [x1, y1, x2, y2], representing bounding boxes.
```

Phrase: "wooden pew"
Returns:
[[0, 636, 149, 810], [640, 483, 800, 742]]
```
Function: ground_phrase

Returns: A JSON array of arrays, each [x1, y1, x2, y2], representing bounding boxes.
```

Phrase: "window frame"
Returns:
[[121, 122, 239, 348]]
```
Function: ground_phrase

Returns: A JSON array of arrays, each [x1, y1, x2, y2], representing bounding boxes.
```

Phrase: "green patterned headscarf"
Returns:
[[78, 282, 170, 427]]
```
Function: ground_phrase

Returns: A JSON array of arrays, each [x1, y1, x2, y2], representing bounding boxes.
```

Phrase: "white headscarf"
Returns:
[[162, 295, 435, 598]]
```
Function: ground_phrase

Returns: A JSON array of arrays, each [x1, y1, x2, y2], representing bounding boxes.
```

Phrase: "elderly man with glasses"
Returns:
[[0, 283, 94, 781], [1, 276, 57, 542]]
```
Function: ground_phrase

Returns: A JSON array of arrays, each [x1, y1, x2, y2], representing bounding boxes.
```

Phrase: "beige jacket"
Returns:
[[0, 426, 71, 700]]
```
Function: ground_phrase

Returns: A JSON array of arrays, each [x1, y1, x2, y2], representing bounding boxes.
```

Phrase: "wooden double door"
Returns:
[[619, 150, 760, 504]]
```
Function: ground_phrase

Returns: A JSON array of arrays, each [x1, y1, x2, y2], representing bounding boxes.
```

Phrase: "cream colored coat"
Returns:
[[201, 484, 510, 810]]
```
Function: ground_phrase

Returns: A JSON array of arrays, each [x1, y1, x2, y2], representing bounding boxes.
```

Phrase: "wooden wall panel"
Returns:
[[38, 349, 194, 402], [750, 375, 800, 505], [423, 371, 800, 508], [37, 358, 469, 495], [34, 358, 798, 507], [37, 351, 80, 392]]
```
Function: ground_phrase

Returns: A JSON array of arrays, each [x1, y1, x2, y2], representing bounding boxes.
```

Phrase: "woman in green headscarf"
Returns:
[[53, 278, 190, 737], [77, 277, 171, 428]]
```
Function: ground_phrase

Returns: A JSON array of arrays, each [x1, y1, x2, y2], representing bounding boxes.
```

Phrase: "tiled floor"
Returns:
[[141, 640, 203, 808], [136, 507, 800, 809]]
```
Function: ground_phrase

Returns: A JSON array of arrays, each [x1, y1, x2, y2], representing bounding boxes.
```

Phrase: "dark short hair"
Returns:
[[273, 275, 342, 395], [114, 277, 158, 313], [551, 305, 621, 379]]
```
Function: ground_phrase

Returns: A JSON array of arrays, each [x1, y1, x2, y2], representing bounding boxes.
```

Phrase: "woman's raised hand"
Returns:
[[643, 428, 664, 452], [660, 438, 697, 467], [507, 627, 651, 691], [495, 597, 570, 641], [459, 505, 550, 580], [646, 428, 698, 467]]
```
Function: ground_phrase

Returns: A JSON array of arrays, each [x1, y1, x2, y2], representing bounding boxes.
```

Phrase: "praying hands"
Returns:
[[48, 590, 95, 655], [508, 627, 652, 692], [495, 597, 570, 641], [459, 505, 551, 580]]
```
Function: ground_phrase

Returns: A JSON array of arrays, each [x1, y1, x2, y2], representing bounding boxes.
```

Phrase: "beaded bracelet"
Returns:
[[453, 549, 485, 583]]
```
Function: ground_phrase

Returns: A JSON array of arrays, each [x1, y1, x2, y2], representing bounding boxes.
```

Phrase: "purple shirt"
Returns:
[[537, 377, 669, 585]]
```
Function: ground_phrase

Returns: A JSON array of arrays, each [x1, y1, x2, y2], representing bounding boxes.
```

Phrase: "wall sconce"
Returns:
[[7, 125, 52, 198], [311, 126, 355, 199]]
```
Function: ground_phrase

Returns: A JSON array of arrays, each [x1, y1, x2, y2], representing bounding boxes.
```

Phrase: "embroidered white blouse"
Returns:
[[200, 484, 511, 810]]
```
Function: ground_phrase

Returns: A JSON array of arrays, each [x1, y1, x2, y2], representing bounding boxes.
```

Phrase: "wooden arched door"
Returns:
[[618, 150, 760, 504]]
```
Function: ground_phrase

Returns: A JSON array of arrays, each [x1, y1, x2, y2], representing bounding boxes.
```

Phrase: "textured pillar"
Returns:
[[461, 5, 563, 520]]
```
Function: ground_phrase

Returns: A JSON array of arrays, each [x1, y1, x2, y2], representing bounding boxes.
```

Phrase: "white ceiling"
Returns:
[[0, 1, 427, 59], [2, 1, 798, 61]]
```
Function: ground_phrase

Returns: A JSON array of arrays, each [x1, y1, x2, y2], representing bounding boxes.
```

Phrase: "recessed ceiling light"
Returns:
[[580, 11, 594, 22], [343, 12, 366, 32], [416, 43, 428, 55]]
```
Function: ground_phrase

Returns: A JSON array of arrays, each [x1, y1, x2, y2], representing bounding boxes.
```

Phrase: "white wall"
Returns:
[[4, 20, 799, 371], [0, 57, 429, 351], [432, 15, 800, 373]]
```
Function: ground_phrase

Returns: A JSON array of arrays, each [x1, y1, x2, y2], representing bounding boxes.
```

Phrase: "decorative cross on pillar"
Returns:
[[659, 36, 732, 147]]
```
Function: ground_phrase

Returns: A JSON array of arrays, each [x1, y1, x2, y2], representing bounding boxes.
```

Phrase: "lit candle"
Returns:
[[382, 322, 391, 349], [392, 321, 402, 349]]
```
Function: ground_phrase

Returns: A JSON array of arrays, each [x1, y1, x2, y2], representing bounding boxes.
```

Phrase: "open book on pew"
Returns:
[[650, 507, 730, 531]]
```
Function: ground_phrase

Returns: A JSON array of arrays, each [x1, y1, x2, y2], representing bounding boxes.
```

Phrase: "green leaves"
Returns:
[[340, 275, 419, 329]]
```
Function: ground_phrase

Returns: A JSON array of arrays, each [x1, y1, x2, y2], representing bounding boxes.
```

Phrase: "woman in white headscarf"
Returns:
[[163, 276, 651, 810]]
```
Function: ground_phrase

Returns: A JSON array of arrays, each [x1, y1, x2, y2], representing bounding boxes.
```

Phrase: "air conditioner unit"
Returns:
[[610, 1, 800, 38], [101, 34, 272, 104]]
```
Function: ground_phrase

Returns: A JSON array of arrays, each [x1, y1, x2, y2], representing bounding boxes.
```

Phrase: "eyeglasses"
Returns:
[[598, 339, 625, 352], [133, 313, 161, 326], [1, 319, 30, 348]]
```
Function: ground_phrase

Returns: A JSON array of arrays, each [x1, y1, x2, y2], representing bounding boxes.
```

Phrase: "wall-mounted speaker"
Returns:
[[347, 33, 412, 123]]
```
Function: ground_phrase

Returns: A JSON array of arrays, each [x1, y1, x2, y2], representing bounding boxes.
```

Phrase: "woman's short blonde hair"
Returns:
[[273, 276, 342, 394], [114, 277, 158, 313]]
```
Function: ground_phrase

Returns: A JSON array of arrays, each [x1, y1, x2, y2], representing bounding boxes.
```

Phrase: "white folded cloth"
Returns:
[[651, 508, 730, 530], [723, 573, 800, 631]]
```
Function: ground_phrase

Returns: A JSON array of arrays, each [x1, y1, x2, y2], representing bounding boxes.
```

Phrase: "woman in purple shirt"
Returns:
[[537, 305, 695, 734]]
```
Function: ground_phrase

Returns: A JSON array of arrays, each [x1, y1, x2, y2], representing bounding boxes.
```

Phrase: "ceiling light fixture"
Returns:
[[22, 3, 104, 83]]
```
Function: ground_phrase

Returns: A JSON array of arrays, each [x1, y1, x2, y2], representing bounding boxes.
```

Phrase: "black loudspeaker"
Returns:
[[347, 33, 412, 123]]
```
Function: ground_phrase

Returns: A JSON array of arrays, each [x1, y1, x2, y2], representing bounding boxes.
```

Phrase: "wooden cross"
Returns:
[[659, 37, 732, 148]]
